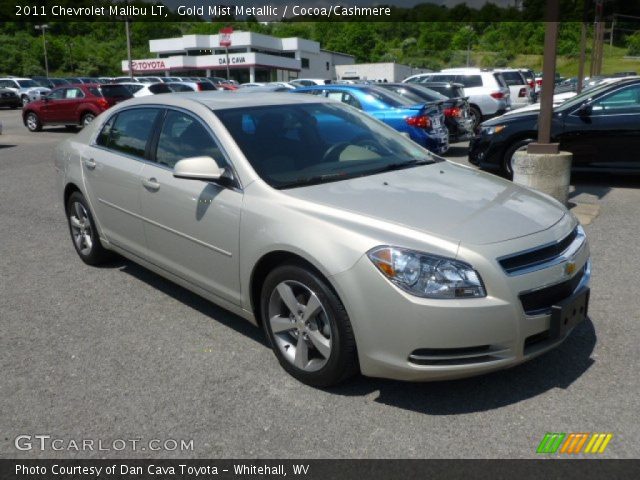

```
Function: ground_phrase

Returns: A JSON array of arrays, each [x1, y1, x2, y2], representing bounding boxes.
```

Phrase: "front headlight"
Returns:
[[479, 125, 506, 136], [367, 246, 486, 299]]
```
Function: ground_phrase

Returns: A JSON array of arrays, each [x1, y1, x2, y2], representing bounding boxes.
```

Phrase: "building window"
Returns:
[[301, 58, 310, 69], [326, 62, 330, 71]]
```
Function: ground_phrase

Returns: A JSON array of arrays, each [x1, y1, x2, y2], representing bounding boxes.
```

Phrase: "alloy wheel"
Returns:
[[68, 202, 93, 256], [26, 114, 38, 131], [268, 280, 332, 372]]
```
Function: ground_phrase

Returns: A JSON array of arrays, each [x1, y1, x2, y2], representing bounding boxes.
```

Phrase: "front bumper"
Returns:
[[330, 219, 590, 381], [468, 134, 504, 170]]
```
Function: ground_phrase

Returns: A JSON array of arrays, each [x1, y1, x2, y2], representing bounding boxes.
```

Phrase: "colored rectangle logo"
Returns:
[[537, 433, 612, 454]]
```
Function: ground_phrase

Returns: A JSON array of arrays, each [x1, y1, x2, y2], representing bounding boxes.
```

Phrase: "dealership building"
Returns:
[[122, 31, 355, 83]]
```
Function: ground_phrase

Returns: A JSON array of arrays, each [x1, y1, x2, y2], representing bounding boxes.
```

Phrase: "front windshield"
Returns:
[[215, 102, 439, 189], [17, 80, 39, 88]]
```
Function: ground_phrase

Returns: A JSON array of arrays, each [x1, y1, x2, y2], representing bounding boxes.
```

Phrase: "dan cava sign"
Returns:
[[219, 27, 233, 48]]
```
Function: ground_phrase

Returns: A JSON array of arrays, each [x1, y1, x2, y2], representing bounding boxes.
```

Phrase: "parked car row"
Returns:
[[403, 68, 526, 128]]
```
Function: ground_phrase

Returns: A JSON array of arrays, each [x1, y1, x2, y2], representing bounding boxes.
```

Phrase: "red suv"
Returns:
[[23, 84, 132, 132]]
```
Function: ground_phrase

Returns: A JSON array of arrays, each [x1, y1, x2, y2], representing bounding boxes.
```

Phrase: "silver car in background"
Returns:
[[54, 92, 590, 386], [0, 77, 50, 106]]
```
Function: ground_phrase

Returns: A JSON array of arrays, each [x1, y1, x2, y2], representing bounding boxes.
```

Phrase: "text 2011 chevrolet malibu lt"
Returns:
[[54, 92, 590, 386]]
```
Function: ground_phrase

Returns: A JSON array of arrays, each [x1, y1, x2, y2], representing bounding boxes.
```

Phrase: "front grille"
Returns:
[[519, 265, 586, 315], [499, 227, 578, 275]]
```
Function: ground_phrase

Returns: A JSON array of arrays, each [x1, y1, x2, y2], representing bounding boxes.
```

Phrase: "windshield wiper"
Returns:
[[276, 172, 348, 189], [371, 158, 437, 174]]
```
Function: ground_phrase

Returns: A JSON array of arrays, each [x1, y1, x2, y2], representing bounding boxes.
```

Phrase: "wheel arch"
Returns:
[[63, 182, 82, 209], [249, 250, 341, 328]]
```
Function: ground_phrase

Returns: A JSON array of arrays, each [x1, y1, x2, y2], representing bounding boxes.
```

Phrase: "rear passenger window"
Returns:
[[100, 108, 160, 158], [155, 111, 224, 169], [456, 75, 483, 88], [65, 88, 84, 99], [493, 73, 508, 88], [501, 72, 524, 86]]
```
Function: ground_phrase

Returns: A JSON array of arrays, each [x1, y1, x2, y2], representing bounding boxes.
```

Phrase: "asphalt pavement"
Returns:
[[1, 108, 639, 459]]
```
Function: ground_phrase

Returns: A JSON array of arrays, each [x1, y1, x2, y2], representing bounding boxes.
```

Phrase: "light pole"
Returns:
[[34, 24, 49, 78], [125, 20, 134, 79]]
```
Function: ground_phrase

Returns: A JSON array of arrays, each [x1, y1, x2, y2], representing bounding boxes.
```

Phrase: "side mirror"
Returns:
[[173, 156, 223, 181], [578, 103, 592, 116]]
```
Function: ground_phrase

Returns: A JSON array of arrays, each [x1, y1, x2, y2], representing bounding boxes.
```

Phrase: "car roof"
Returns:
[[124, 91, 331, 110]]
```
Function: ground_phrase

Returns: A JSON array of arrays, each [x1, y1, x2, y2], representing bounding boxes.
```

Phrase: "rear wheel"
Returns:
[[66, 192, 112, 265], [469, 106, 482, 130], [503, 138, 534, 179], [21, 96, 30, 107], [261, 264, 358, 387], [25, 112, 42, 132], [81, 113, 96, 127]]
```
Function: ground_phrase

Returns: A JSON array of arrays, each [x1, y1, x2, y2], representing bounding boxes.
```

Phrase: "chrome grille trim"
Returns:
[[497, 226, 586, 276]]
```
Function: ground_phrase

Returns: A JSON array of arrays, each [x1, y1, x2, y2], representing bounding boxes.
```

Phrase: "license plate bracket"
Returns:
[[550, 288, 590, 339]]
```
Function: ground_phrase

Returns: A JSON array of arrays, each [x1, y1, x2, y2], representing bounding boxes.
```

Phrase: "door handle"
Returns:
[[83, 158, 97, 170], [142, 177, 161, 191]]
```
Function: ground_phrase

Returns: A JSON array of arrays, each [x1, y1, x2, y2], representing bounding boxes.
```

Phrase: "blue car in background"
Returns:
[[292, 85, 449, 155]]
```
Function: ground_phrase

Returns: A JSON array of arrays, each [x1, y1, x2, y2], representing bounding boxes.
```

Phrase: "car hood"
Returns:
[[284, 161, 566, 245]]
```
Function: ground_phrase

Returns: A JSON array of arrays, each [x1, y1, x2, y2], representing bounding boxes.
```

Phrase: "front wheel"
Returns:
[[261, 264, 358, 387], [25, 112, 42, 132], [66, 192, 112, 265], [503, 138, 534, 179]]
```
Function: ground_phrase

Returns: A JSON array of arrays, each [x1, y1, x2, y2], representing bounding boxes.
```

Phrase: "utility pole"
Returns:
[[527, 0, 559, 154], [34, 24, 49, 78], [125, 20, 134, 79]]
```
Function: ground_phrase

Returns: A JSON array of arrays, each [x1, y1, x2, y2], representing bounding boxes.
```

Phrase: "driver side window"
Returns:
[[48, 89, 66, 100], [591, 85, 640, 115], [155, 111, 224, 169]]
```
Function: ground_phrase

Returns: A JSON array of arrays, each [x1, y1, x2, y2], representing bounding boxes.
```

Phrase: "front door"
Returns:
[[561, 83, 640, 170], [139, 109, 242, 304]]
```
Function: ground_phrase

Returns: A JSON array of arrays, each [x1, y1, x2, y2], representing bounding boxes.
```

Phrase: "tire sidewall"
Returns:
[[469, 106, 482, 129], [82, 113, 95, 126], [260, 264, 355, 387], [66, 192, 106, 265], [503, 139, 533, 179], [26, 112, 41, 132]]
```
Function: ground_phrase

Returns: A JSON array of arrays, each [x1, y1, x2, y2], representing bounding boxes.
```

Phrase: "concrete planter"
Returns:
[[513, 151, 573, 205]]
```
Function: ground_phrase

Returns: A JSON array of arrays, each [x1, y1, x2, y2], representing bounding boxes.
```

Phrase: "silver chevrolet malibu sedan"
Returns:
[[54, 92, 591, 386]]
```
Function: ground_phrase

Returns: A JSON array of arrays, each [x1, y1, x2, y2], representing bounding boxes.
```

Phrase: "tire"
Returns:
[[503, 138, 534, 179], [25, 112, 42, 132], [261, 263, 359, 387], [21, 96, 30, 107], [469, 106, 482, 130], [65, 192, 112, 265], [81, 113, 96, 127]]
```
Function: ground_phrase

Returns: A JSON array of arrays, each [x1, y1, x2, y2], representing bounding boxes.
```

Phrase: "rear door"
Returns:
[[60, 87, 85, 123], [138, 109, 243, 304], [82, 107, 162, 257]]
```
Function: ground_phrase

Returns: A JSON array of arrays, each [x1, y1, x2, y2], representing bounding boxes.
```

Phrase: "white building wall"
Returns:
[[335, 63, 430, 82]]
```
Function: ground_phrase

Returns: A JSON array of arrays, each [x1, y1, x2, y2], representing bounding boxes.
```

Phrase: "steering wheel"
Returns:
[[322, 142, 351, 162]]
